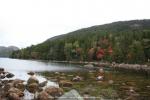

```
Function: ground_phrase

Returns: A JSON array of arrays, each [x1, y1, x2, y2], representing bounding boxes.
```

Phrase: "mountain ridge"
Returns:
[[0, 46, 19, 57], [45, 19, 150, 41], [11, 19, 150, 64]]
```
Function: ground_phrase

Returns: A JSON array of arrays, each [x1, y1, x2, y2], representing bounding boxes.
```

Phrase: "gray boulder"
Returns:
[[58, 89, 83, 100], [6, 72, 14, 78], [39, 81, 48, 87]]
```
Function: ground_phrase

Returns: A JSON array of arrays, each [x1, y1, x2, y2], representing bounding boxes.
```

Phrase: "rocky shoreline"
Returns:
[[0, 64, 150, 100], [0, 67, 115, 100], [0, 68, 65, 100], [51, 60, 150, 76], [40, 68, 150, 100]]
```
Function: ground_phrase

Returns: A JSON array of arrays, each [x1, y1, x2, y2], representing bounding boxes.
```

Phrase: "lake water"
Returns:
[[0, 58, 150, 99], [0, 58, 82, 85]]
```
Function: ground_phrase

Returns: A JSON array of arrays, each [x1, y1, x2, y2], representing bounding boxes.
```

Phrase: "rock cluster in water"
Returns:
[[0, 68, 64, 100], [0, 66, 144, 100]]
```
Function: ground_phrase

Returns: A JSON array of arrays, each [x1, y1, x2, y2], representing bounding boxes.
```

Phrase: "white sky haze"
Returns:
[[0, 0, 150, 48]]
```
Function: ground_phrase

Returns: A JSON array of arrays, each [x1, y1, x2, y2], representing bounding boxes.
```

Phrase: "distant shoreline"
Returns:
[[8, 57, 150, 76], [50, 60, 150, 76]]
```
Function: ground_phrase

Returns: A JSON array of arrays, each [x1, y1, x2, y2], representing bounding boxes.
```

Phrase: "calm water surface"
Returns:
[[0, 58, 82, 84]]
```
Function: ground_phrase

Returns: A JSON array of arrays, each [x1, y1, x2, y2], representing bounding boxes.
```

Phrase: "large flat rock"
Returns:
[[58, 89, 83, 100]]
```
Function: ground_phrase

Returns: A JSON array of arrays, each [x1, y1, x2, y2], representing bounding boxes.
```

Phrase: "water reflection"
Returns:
[[0, 58, 82, 72], [0, 57, 82, 85]]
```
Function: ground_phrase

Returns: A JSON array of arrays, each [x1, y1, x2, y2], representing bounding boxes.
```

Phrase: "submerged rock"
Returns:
[[45, 86, 64, 97], [120, 86, 130, 91], [59, 80, 73, 87], [100, 88, 118, 99], [58, 76, 66, 81], [58, 89, 83, 100], [126, 81, 136, 86], [108, 80, 114, 84], [46, 76, 58, 81], [146, 85, 150, 88]]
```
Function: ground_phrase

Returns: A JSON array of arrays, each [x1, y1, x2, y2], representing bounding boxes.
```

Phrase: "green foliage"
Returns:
[[11, 20, 150, 63]]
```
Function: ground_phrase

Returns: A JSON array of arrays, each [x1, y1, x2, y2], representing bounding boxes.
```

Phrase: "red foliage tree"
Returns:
[[96, 48, 105, 59]]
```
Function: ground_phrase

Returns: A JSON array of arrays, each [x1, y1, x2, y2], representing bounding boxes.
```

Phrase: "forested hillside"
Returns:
[[11, 20, 150, 64]]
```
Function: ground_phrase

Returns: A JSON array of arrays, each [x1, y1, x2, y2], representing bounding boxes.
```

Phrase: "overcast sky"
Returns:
[[0, 0, 150, 48]]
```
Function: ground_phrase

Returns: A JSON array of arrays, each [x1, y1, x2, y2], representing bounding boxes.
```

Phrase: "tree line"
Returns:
[[10, 20, 150, 64]]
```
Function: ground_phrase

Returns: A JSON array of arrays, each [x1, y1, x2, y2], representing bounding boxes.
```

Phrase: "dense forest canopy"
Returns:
[[11, 20, 150, 64]]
